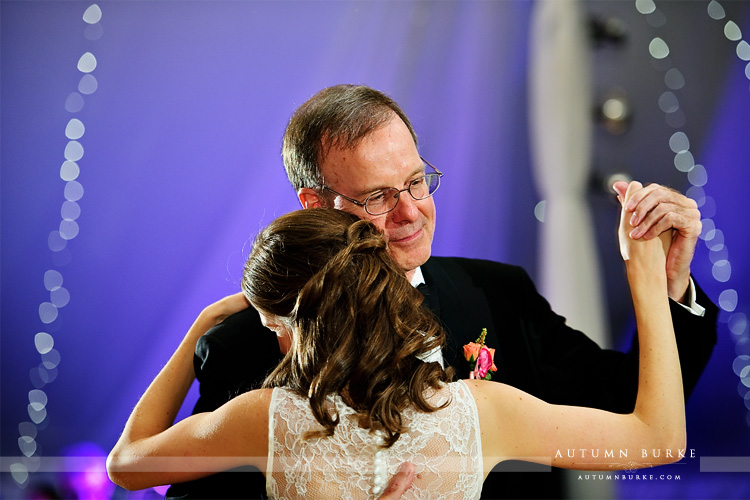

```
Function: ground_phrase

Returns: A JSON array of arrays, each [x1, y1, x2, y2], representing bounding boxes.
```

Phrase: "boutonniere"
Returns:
[[463, 328, 497, 380]]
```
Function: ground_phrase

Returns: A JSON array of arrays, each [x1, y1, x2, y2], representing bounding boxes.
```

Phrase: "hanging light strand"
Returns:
[[10, 4, 103, 489], [635, 0, 750, 429]]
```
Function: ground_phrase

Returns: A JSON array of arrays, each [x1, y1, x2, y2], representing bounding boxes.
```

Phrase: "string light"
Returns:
[[703, 0, 750, 427], [635, 0, 750, 428], [10, 4, 102, 489]]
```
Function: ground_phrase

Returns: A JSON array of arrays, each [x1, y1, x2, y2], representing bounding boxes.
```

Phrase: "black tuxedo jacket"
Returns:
[[166, 256, 717, 499]]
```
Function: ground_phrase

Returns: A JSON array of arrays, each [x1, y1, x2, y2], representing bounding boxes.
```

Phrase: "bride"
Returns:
[[107, 182, 685, 499]]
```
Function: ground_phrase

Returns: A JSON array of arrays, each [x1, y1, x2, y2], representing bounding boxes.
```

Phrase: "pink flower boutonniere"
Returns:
[[463, 328, 497, 380]]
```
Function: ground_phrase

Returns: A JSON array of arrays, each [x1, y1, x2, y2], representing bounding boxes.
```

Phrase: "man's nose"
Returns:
[[389, 190, 420, 223]]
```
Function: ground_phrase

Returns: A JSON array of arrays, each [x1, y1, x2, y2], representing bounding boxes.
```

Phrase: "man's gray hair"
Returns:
[[281, 84, 418, 191]]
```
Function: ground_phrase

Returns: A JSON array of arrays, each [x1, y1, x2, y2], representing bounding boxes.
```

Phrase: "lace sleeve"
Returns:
[[265, 387, 281, 499]]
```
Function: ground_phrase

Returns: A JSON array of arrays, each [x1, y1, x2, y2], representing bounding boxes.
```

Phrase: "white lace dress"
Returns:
[[266, 380, 483, 500]]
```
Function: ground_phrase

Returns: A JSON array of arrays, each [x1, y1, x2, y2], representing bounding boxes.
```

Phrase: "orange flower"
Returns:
[[463, 342, 481, 363]]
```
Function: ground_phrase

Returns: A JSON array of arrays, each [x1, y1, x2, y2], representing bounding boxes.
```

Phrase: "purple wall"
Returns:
[[2, 1, 748, 498]]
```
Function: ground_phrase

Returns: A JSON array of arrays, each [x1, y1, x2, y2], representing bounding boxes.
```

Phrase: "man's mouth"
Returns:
[[390, 227, 423, 245]]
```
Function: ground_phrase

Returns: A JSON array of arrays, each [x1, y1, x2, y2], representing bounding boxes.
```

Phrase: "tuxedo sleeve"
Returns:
[[191, 307, 283, 413], [504, 264, 718, 413], [165, 307, 282, 500]]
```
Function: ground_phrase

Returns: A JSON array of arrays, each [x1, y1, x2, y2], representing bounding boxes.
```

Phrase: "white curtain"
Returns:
[[529, 3, 611, 497], [529, 1, 610, 348]]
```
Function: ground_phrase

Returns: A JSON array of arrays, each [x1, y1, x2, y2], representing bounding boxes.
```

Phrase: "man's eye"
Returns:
[[410, 177, 426, 187], [368, 191, 387, 202]]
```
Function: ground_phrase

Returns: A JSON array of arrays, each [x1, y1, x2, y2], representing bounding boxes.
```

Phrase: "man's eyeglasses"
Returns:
[[321, 158, 443, 216]]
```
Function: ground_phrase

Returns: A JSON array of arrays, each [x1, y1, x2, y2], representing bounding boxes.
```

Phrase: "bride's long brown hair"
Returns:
[[242, 208, 452, 447]]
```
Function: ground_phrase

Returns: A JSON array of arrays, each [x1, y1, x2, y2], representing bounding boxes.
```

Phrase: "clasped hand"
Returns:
[[613, 180, 699, 300], [615, 181, 673, 272]]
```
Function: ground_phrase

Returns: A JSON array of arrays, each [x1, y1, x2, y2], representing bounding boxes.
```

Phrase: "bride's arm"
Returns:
[[106, 293, 270, 490], [470, 181, 685, 473]]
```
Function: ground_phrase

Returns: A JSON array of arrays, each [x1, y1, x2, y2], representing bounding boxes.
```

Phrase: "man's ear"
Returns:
[[297, 188, 325, 209]]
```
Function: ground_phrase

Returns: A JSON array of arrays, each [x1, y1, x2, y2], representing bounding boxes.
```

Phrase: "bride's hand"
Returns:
[[615, 181, 672, 269], [202, 292, 250, 326]]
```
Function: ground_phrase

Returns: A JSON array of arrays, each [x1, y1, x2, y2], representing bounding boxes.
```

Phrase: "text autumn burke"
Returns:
[[555, 449, 696, 459]]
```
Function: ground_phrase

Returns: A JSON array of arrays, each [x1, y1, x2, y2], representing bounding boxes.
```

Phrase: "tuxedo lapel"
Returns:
[[420, 258, 498, 378], [416, 283, 440, 317]]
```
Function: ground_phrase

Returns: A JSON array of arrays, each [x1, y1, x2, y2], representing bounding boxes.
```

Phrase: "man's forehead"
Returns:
[[319, 115, 421, 189], [317, 110, 405, 161], [337, 162, 426, 197]]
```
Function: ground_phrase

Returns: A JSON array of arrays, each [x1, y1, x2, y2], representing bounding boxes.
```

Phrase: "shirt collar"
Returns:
[[409, 266, 425, 288]]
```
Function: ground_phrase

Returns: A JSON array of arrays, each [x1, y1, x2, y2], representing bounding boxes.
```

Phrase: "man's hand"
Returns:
[[616, 181, 672, 267], [613, 180, 701, 303], [377, 462, 415, 500]]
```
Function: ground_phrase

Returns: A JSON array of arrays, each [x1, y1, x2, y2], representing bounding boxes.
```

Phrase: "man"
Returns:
[[167, 85, 717, 499]]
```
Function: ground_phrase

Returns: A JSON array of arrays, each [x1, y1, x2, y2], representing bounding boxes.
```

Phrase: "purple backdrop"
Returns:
[[2, 1, 749, 498]]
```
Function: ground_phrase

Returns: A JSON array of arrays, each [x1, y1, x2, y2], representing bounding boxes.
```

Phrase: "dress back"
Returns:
[[267, 380, 483, 499]]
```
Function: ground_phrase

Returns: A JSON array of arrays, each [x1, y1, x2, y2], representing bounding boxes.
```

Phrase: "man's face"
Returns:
[[318, 116, 436, 277]]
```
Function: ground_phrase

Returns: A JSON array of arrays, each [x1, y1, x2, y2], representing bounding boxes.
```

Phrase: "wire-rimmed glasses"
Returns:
[[321, 157, 443, 216]]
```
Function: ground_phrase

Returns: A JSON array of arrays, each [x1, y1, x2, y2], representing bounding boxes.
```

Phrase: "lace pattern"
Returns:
[[266, 380, 483, 500]]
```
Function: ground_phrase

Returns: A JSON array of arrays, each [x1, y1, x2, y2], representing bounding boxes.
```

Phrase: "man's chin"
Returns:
[[392, 249, 431, 275]]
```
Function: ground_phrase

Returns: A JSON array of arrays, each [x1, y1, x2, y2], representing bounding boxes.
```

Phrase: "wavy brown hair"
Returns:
[[242, 208, 451, 447]]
